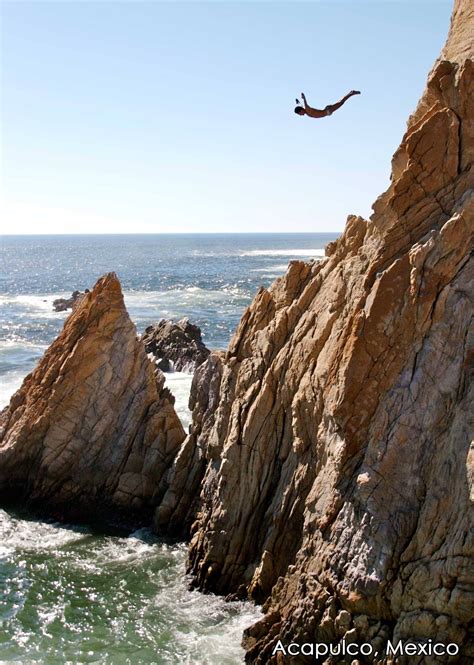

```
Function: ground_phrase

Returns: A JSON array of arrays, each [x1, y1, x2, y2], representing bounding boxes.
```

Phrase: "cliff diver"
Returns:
[[294, 90, 360, 118]]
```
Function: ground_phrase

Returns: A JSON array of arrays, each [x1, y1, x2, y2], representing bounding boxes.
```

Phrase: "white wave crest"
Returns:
[[0, 339, 48, 352], [0, 509, 89, 557], [164, 371, 193, 430], [251, 264, 289, 273], [240, 248, 325, 257], [0, 294, 69, 319], [0, 370, 26, 409]]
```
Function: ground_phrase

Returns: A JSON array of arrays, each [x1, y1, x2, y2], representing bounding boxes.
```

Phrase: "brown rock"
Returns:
[[0, 273, 186, 525], [179, 1, 474, 661]]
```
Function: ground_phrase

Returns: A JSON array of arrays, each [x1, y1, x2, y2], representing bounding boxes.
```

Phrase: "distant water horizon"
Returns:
[[1, 232, 337, 412], [2, 231, 342, 235]]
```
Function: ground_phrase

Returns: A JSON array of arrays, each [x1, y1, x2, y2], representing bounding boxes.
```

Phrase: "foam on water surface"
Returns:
[[0, 370, 26, 408], [251, 264, 290, 273], [0, 293, 70, 319], [0, 509, 261, 664], [0, 340, 49, 408], [164, 371, 193, 430], [240, 248, 325, 257]]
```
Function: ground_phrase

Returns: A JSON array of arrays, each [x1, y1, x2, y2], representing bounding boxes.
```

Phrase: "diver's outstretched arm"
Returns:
[[300, 92, 327, 118]]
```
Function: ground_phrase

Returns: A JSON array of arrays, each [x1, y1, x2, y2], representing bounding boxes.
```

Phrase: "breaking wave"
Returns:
[[240, 248, 325, 257], [0, 510, 261, 663]]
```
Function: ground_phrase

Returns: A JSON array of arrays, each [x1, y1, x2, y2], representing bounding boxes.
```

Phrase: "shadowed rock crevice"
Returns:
[[154, 351, 225, 537]]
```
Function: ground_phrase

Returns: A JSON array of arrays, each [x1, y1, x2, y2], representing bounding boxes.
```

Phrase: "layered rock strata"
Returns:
[[142, 317, 210, 373], [183, 1, 474, 661], [0, 273, 186, 524]]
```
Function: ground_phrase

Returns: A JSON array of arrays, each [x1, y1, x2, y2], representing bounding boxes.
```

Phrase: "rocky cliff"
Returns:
[[0, 0, 471, 660], [179, 1, 473, 661], [0, 273, 185, 524]]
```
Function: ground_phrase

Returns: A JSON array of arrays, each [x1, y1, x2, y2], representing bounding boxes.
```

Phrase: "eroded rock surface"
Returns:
[[183, 1, 474, 661], [0, 273, 186, 524], [142, 317, 210, 373]]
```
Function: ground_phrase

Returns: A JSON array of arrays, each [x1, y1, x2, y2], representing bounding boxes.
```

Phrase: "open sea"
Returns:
[[0, 233, 336, 663]]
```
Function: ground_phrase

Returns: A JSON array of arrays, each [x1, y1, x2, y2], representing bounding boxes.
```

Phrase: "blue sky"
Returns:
[[1, 0, 452, 234]]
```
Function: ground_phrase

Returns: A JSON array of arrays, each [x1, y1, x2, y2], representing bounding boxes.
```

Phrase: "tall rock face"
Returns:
[[186, 1, 473, 661], [0, 273, 186, 524]]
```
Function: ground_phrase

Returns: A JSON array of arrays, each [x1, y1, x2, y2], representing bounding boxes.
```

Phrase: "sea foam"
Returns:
[[240, 248, 325, 257], [0, 509, 261, 664]]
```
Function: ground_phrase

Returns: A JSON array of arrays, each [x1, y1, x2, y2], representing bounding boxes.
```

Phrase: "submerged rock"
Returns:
[[52, 289, 88, 312], [142, 317, 210, 373], [0, 273, 186, 525], [178, 0, 474, 660]]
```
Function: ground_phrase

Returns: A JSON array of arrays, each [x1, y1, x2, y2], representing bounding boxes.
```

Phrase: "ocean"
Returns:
[[0, 233, 336, 663]]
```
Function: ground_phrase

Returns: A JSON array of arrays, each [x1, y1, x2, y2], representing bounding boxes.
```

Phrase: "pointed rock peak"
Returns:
[[0, 273, 185, 525], [86, 271, 125, 304], [61, 271, 125, 326]]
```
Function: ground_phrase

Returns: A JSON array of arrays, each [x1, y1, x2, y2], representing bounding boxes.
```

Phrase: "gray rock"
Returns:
[[52, 289, 89, 312], [142, 317, 210, 373]]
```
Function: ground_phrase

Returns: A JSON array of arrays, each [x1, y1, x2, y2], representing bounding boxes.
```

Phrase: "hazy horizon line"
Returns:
[[1, 230, 343, 237]]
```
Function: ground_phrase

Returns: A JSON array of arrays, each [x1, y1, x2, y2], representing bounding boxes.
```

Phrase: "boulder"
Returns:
[[142, 317, 210, 373], [0, 273, 186, 525], [52, 289, 88, 312]]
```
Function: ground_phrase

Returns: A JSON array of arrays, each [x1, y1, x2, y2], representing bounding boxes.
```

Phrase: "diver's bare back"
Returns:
[[294, 90, 360, 118]]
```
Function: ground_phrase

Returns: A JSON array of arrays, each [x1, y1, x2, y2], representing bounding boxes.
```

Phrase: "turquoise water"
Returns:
[[0, 233, 336, 662], [0, 510, 261, 664]]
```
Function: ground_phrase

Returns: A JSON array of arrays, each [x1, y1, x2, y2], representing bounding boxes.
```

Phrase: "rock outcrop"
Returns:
[[154, 351, 224, 536], [142, 317, 210, 373], [180, 1, 473, 661], [53, 289, 88, 312], [0, 273, 186, 524]]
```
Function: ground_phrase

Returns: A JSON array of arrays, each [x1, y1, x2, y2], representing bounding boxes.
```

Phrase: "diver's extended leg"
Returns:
[[325, 90, 360, 115]]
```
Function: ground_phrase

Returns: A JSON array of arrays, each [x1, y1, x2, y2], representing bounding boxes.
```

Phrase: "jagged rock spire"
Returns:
[[0, 273, 185, 524]]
